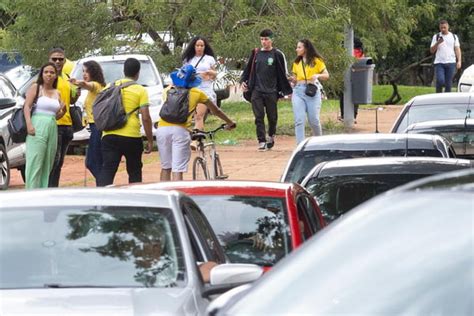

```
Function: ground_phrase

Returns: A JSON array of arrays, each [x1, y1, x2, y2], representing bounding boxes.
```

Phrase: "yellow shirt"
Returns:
[[84, 81, 104, 124], [102, 78, 149, 138], [62, 59, 75, 76], [56, 73, 72, 126], [292, 58, 326, 81], [158, 86, 209, 129]]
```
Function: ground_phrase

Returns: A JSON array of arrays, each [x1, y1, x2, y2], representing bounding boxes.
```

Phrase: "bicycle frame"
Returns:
[[193, 124, 227, 180]]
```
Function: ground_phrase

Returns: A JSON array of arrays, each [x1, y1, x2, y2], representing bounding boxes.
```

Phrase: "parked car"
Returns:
[[3, 65, 38, 90], [281, 133, 456, 183], [70, 54, 163, 141], [129, 181, 326, 270], [458, 64, 474, 92], [0, 74, 26, 189], [301, 156, 472, 223], [390, 92, 473, 133], [210, 186, 473, 315], [404, 118, 474, 159], [0, 188, 263, 315]]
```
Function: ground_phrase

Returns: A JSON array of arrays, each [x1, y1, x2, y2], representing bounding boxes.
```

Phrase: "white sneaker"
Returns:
[[258, 142, 267, 151]]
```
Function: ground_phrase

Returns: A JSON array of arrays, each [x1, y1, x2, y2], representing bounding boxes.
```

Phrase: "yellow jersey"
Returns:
[[84, 81, 104, 124], [292, 58, 326, 81], [56, 73, 72, 126]]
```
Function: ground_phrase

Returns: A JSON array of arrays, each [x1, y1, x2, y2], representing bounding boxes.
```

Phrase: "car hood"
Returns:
[[0, 287, 199, 315]]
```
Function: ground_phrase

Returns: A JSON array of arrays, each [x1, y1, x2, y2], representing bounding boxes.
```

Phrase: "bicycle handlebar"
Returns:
[[192, 123, 236, 136]]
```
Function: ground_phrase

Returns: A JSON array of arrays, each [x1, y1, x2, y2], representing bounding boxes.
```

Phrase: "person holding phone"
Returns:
[[430, 20, 462, 93]]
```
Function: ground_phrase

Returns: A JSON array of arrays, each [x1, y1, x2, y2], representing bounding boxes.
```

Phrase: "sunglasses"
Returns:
[[51, 57, 64, 62]]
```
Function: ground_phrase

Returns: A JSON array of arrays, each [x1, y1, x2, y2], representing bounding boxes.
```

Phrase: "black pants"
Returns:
[[339, 93, 359, 119], [251, 90, 278, 143], [49, 125, 73, 187], [98, 134, 143, 187]]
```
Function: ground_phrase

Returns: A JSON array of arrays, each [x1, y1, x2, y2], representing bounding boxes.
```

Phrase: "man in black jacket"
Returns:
[[241, 29, 292, 151]]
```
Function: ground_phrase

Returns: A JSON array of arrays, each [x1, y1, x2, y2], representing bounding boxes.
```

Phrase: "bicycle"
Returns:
[[191, 124, 230, 180]]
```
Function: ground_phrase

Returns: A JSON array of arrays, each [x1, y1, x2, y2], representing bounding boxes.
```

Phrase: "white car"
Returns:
[[458, 64, 474, 92], [70, 54, 164, 144]]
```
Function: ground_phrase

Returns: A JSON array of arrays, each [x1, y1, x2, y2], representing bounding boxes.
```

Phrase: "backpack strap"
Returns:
[[116, 80, 141, 115]]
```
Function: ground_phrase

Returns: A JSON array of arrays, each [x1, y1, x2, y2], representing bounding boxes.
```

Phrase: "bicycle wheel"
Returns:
[[193, 157, 208, 180], [213, 154, 228, 180]]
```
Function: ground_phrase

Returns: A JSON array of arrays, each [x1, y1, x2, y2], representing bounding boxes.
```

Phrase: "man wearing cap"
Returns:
[[240, 29, 292, 151], [156, 64, 236, 181], [97, 58, 154, 186]]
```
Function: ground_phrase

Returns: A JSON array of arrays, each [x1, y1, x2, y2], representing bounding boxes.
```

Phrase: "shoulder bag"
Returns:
[[302, 60, 318, 97], [7, 84, 40, 144]]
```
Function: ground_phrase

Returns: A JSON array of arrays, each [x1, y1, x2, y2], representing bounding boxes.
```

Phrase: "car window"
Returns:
[[0, 206, 185, 289], [192, 195, 291, 267], [286, 149, 443, 183], [306, 174, 433, 223], [72, 60, 160, 87], [0, 77, 15, 98], [395, 103, 471, 132], [296, 194, 321, 239], [182, 200, 225, 264]]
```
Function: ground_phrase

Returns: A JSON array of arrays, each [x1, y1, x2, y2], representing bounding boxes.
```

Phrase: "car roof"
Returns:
[[0, 188, 179, 208], [129, 181, 296, 196], [408, 92, 474, 106], [407, 118, 474, 129], [300, 133, 442, 151], [76, 54, 152, 63], [312, 157, 472, 177], [223, 189, 473, 314]]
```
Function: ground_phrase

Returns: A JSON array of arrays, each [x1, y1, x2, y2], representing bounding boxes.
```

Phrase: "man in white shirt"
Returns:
[[430, 20, 462, 93]]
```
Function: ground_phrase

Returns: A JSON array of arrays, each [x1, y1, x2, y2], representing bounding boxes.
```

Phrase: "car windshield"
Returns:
[[0, 206, 185, 289], [4, 66, 38, 89], [72, 60, 159, 86], [396, 103, 471, 132], [285, 149, 443, 183], [191, 195, 290, 267], [306, 174, 430, 222]]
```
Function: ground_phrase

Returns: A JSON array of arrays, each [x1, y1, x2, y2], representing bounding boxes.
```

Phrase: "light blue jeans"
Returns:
[[292, 84, 322, 144]]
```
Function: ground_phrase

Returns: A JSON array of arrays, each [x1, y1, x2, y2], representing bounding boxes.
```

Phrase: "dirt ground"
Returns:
[[9, 105, 402, 189]]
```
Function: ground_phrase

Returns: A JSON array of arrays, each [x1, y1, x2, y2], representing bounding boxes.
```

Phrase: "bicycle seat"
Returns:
[[191, 131, 207, 141]]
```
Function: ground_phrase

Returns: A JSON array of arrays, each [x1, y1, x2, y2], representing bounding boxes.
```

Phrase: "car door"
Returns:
[[295, 192, 325, 243]]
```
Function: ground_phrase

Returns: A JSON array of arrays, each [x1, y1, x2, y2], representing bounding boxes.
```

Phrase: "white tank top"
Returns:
[[35, 88, 60, 116]]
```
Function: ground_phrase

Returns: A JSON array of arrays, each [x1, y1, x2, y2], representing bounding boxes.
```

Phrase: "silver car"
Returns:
[[0, 188, 262, 315], [211, 183, 473, 315]]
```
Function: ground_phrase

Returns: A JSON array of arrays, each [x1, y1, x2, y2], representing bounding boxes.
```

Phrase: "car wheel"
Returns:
[[0, 143, 10, 190]]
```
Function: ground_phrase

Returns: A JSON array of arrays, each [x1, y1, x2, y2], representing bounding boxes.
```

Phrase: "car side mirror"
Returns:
[[0, 98, 17, 110]]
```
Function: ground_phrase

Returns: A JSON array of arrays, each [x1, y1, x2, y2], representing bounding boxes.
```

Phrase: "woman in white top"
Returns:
[[182, 36, 217, 132], [24, 62, 66, 188]]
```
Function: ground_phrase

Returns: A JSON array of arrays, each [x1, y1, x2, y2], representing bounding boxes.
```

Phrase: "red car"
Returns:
[[130, 181, 326, 270]]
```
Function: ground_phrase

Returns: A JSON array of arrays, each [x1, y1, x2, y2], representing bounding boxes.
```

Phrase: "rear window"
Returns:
[[395, 103, 471, 132], [72, 60, 160, 87], [306, 174, 431, 222], [285, 149, 443, 183], [191, 195, 291, 267]]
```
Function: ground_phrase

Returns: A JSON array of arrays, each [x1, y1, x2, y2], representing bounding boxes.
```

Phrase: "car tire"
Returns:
[[0, 143, 10, 190]]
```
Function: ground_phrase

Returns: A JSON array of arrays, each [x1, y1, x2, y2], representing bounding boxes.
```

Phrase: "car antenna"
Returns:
[[464, 94, 472, 128], [405, 104, 410, 157]]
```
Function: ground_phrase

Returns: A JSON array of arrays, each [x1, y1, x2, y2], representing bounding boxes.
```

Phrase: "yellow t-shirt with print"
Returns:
[[84, 81, 104, 124], [56, 73, 72, 126], [158, 87, 209, 129], [292, 58, 326, 81], [102, 78, 149, 138]]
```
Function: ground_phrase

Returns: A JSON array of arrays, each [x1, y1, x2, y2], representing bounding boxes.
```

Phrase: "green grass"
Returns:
[[205, 98, 342, 144], [371, 85, 436, 105]]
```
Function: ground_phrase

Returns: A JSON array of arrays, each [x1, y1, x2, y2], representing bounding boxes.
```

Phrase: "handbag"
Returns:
[[243, 48, 259, 102], [302, 60, 318, 97], [70, 105, 84, 132], [7, 84, 40, 144]]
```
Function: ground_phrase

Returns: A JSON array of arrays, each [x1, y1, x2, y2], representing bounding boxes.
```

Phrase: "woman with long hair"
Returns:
[[182, 36, 217, 141], [69, 60, 106, 185], [289, 39, 329, 144], [24, 62, 66, 188]]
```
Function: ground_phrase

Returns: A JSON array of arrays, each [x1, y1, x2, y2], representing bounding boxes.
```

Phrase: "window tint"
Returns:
[[72, 60, 160, 87], [396, 104, 471, 132], [306, 174, 432, 223], [183, 201, 224, 264], [192, 195, 291, 267], [296, 194, 321, 238], [0, 206, 185, 289]]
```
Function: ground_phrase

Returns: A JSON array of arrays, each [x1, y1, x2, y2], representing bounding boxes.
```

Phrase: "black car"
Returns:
[[404, 119, 474, 160], [301, 156, 472, 223], [281, 133, 456, 183]]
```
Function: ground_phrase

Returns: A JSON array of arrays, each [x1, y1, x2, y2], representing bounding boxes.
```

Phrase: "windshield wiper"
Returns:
[[43, 283, 121, 288]]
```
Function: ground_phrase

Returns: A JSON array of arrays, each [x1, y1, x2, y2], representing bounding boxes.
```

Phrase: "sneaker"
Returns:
[[258, 142, 267, 151], [266, 136, 275, 149]]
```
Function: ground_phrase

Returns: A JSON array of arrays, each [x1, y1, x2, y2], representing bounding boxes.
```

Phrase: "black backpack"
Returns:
[[7, 84, 40, 143], [159, 87, 192, 124], [92, 81, 139, 131]]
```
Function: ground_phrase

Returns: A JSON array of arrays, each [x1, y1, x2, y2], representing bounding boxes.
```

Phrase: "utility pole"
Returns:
[[343, 24, 354, 129]]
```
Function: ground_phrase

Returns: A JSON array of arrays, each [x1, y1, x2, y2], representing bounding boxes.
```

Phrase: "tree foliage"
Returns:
[[1, 0, 438, 92]]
